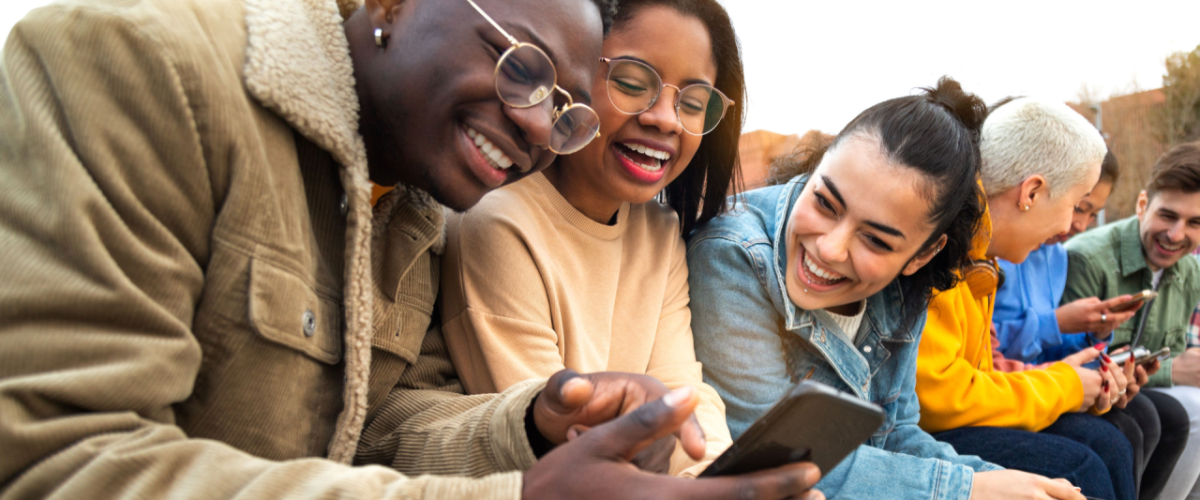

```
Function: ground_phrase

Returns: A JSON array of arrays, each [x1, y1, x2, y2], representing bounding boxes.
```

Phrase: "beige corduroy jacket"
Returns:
[[0, 0, 542, 498]]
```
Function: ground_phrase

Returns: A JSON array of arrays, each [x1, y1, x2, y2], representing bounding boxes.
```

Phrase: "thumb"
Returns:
[[539, 368, 595, 415], [1063, 347, 1101, 367], [576, 385, 699, 461]]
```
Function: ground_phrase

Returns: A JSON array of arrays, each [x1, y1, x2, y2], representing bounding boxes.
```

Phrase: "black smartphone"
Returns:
[[699, 380, 885, 477]]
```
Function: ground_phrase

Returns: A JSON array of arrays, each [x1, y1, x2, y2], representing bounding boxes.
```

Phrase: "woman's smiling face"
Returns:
[[555, 5, 715, 205], [785, 135, 944, 314]]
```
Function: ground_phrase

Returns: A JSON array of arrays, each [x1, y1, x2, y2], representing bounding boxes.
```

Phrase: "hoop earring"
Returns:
[[374, 28, 386, 48]]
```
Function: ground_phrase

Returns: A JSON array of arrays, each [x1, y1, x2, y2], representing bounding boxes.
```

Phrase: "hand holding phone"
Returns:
[[700, 381, 884, 477], [1109, 290, 1157, 313]]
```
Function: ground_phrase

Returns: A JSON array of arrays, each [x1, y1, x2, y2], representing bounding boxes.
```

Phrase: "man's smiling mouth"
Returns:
[[467, 126, 514, 170]]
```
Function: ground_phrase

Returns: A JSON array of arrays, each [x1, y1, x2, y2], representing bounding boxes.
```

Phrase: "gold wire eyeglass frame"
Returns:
[[600, 57, 734, 136], [463, 0, 601, 153]]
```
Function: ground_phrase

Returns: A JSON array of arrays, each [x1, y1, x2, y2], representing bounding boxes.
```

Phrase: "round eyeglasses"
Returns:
[[601, 57, 734, 136], [465, 0, 601, 155]]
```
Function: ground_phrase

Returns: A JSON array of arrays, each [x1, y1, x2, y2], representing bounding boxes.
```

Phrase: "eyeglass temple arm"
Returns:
[[464, 0, 519, 45]]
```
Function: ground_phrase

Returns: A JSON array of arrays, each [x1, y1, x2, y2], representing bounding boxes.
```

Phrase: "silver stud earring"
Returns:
[[374, 28, 386, 47]]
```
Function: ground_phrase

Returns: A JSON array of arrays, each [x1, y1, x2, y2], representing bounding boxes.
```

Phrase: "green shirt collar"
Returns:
[[1118, 216, 1149, 278]]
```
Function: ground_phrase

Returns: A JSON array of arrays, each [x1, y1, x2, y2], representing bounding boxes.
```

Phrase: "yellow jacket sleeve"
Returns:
[[916, 282, 1084, 433]]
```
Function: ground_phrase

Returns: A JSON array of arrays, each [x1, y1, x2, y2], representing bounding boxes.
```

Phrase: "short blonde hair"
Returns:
[[980, 97, 1106, 197]]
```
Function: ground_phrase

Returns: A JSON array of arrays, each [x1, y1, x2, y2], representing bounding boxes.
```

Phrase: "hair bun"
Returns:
[[922, 76, 987, 137]]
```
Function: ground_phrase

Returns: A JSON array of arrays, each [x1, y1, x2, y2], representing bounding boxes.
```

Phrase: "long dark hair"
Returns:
[[774, 77, 988, 327], [611, 0, 746, 236]]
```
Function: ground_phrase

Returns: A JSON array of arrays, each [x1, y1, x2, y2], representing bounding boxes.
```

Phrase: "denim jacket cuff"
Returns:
[[935, 461, 977, 500]]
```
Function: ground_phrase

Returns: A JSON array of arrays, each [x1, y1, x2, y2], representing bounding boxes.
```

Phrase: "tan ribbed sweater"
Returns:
[[441, 172, 732, 477]]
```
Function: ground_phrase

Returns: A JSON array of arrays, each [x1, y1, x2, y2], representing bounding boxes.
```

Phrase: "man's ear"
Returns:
[[1018, 174, 1048, 211], [902, 234, 948, 277], [1136, 190, 1149, 218]]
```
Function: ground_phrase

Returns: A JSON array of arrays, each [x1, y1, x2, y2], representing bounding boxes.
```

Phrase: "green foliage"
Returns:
[[1157, 44, 1200, 146]]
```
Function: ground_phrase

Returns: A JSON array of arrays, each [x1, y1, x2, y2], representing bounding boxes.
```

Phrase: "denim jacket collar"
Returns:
[[766, 175, 915, 398]]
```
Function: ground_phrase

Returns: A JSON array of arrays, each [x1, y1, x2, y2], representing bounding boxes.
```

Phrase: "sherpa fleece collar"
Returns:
[[242, 0, 374, 464]]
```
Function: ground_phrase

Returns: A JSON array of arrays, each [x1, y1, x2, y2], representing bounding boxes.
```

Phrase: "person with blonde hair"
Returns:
[[916, 97, 1135, 500]]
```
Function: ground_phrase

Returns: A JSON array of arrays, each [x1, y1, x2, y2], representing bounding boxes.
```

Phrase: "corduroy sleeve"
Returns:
[[915, 285, 1084, 433], [0, 6, 523, 500], [355, 326, 542, 476]]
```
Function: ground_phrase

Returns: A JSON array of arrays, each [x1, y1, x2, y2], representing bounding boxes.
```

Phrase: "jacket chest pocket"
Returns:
[[248, 255, 343, 364], [373, 251, 438, 365]]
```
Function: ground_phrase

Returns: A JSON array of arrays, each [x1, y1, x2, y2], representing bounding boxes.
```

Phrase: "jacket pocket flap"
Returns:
[[249, 256, 343, 364]]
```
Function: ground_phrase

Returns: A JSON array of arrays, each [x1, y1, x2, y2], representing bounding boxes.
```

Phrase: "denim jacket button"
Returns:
[[863, 345, 872, 353]]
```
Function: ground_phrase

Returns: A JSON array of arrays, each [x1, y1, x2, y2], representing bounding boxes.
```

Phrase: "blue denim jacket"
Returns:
[[688, 176, 1001, 500]]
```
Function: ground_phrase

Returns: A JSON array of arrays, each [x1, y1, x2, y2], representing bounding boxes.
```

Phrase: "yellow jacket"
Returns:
[[916, 212, 1084, 433]]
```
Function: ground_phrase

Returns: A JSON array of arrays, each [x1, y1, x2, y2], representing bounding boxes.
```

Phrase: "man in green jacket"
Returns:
[[1064, 141, 1200, 499], [0, 0, 821, 499]]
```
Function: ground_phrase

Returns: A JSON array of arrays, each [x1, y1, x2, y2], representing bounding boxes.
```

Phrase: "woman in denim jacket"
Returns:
[[689, 79, 1090, 500]]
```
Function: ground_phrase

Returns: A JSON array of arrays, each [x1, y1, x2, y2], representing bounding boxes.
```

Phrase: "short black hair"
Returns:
[[589, 0, 618, 35]]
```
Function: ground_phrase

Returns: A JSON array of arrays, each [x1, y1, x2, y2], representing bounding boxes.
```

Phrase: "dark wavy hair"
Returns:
[[775, 77, 988, 328], [610, 0, 746, 236]]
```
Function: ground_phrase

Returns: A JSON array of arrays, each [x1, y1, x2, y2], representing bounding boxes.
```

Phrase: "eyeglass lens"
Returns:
[[496, 45, 557, 107], [606, 59, 727, 135], [495, 44, 599, 154], [551, 106, 601, 154]]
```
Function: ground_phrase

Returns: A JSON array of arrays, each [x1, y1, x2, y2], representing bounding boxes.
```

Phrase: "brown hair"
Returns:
[[1146, 141, 1200, 200], [1099, 149, 1120, 185], [765, 130, 836, 186]]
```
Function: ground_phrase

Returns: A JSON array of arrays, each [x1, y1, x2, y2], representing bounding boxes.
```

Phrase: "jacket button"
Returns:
[[339, 194, 348, 216], [863, 345, 872, 353], [302, 310, 316, 337]]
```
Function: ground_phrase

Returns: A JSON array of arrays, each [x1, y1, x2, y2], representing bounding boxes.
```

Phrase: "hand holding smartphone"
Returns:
[[1110, 346, 1170, 367], [1109, 290, 1158, 313], [700, 381, 884, 477]]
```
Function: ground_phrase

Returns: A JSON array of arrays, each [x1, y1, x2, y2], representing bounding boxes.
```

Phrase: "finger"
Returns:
[[1143, 360, 1160, 377], [578, 385, 699, 461], [677, 413, 707, 460], [1045, 478, 1084, 500], [1111, 345, 1131, 355], [541, 369, 594, 414], [1063, 347, 1102, 366], [566, 424, 592, 441], [674, 463, 822, 500], [1100, 294, 1133, 309], [1136, 364, 1151, 383]]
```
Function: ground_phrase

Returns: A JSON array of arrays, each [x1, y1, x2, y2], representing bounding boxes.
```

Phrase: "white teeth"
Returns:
[[624, 142, 672, 161], [465, 126, 514, 170], [804, 251, 844, 282], [615, 147, 662, 172]]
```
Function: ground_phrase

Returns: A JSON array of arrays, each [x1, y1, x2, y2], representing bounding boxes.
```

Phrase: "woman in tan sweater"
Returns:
[[440, 0, 744, 477]]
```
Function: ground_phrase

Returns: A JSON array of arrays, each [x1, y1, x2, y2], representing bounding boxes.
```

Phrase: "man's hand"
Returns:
[[523, 382, 824, 500], [531, 369, 706, 472], [1172, 348, 1200, 387], [1055, 296, 1139, 336]]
